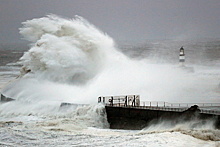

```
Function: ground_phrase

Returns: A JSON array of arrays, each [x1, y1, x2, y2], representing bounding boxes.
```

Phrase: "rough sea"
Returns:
[[0, 15, 220, 146]]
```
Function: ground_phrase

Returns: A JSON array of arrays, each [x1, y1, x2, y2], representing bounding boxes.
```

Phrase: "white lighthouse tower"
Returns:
[[179, 46, 185, 66]]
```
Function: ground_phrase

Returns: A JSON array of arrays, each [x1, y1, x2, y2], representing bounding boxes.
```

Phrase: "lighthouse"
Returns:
[[179, 46, 185, 66]]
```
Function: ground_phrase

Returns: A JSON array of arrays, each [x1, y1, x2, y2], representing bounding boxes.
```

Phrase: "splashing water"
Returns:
[[139, 119, 220, 141], [0, 14, 220, 146], [19, 14, 120, 84], [1, 14, 220, 114], [1, 15, 127, 106]]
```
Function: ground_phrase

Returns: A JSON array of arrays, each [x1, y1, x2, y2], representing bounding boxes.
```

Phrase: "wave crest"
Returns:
[[19, 14, 116, 84]]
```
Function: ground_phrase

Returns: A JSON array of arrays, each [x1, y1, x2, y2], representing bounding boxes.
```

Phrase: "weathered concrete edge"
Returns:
[[105, 106, 220, 130]]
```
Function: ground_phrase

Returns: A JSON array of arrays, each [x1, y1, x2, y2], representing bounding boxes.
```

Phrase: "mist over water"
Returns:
[[1, 15, 220, 112], [2, 15, 125, 105], [0, 14, 220, 146]]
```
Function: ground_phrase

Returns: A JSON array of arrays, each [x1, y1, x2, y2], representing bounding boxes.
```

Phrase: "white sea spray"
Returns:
[[0, 14, 219, 146]]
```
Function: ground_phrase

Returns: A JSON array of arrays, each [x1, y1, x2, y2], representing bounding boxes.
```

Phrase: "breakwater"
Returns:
[[1, 93, 220, 130], [99, 95, 220, 130], [105, 105, 220, 130]]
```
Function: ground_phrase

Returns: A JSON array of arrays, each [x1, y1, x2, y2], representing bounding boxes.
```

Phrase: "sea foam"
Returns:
[[1, 15, 220, 113]]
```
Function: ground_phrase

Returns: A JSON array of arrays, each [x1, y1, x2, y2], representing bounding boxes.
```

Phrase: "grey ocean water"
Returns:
[[0, 15, 220, 146], [0, 40, 220, 146]]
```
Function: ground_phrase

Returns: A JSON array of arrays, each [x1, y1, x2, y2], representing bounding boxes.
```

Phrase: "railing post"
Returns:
[[119, 98, 120, 107], [98, 97, 101, 103], [124, 96, 127, 107], [132, 95, 135, 107]]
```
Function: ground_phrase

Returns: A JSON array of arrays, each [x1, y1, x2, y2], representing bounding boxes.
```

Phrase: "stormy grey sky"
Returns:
[[0, 0, 220, 44]]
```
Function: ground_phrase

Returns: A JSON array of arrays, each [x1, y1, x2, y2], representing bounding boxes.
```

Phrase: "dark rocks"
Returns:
[[0, 94, 14, 102]]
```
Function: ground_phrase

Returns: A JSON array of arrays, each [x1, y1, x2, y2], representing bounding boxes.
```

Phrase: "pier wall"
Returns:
[[105, 106, 220, 130]]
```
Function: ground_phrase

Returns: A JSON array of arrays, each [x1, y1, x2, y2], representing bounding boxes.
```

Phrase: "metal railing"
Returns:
[[98, 96, 220, 115], [104, 104, 188, 112], [98, 95, 140, 107], [141, 101, 220, 108], [200, 109, 220, 115]]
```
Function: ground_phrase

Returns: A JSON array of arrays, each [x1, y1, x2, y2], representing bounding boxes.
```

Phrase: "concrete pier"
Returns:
[[105, 105, 220, 130], [1, 94, 219, 130], [99, 95, 220, 130]]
